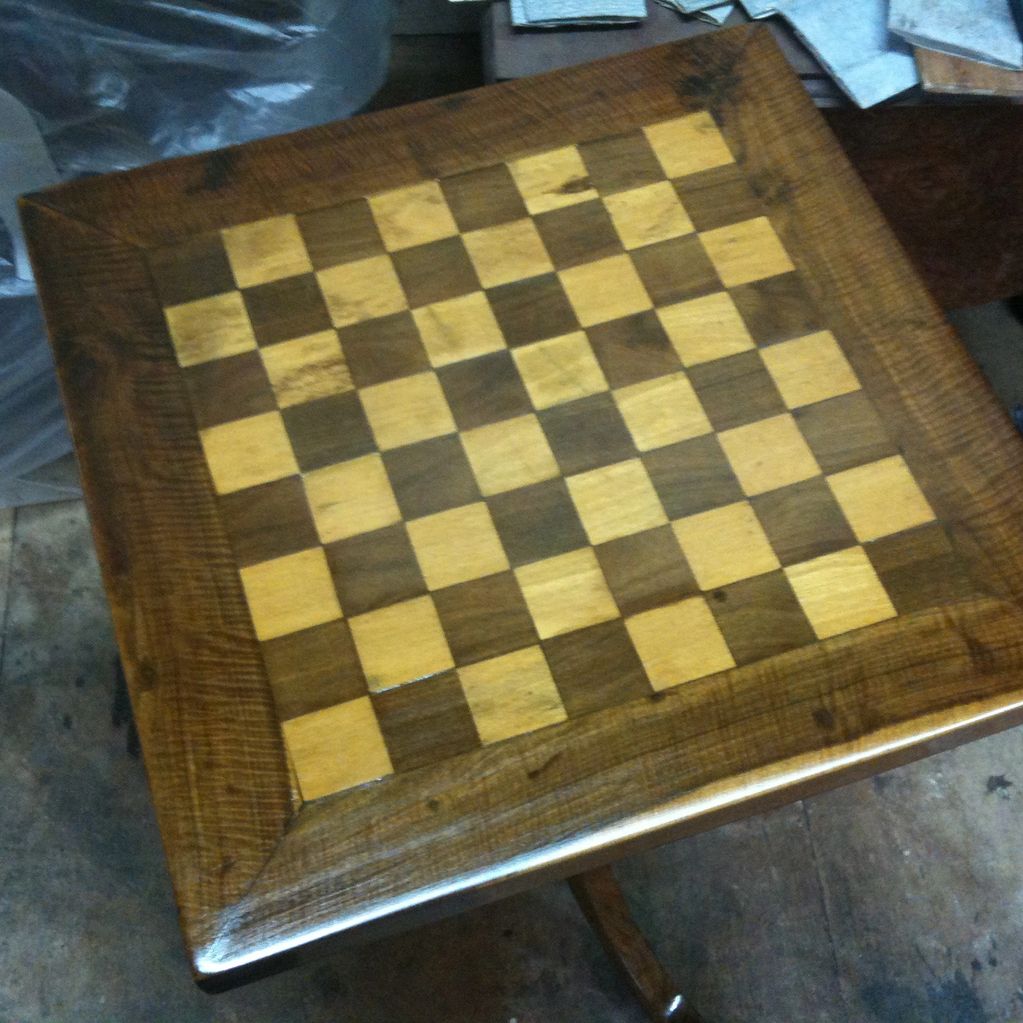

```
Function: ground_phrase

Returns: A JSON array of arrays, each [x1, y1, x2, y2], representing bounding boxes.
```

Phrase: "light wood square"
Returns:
[[458, 645, 567, 744], [515, 547, 619, 639], [827, 455, 935, 543], [672, 500, 780, 590], [656, 291, 755, 367], [643, 112, 734, 178], [508, 145, 598, 215], [261, 330, 353, 408], [786, 546, 896, 640], [200, 411, 298, 495], [282, 697, 392, 801], [165, 291, 256, 368], [513, 332, 608, 410], [222, 214, 312, 289], [460, 413, 559, 496], [462, 218, 554, 288], [359, 372, 456, 450], [349, 595, 454, 691], [412, 292, 505, 367], [566, 459, 668, 545], [559, 254, 652, 328], [239, 547, 341, 641], [626, 596, 734, 690], [718, 413, 821, 496], [408, 501, 510, 590], [614, 373, 711, 451], [699, 216, 795, 288], [317, 254, 408, 328], [604, 181, 694, 250], [304, 453, 401, 543], [368, 180, 459, 251], [761, 330, 860, 409]]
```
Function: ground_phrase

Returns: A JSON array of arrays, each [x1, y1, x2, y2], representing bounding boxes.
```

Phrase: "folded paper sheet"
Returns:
[[778, 0, 919, 106], [890, 0, 1023, 71], [511, 0, 647, 25]]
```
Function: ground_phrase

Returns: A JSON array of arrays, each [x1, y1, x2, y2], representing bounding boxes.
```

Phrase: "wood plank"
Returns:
[[917, 46, 1023, 96]]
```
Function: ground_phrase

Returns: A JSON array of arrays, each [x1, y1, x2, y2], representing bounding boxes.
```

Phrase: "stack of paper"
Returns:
[[655, 0, 736, 25], [510, 0, 647, 26], [889, 0, 1023, 70]]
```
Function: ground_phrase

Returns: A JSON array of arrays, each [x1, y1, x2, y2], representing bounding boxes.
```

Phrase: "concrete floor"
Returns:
[[5, 28, 1023, 1023]]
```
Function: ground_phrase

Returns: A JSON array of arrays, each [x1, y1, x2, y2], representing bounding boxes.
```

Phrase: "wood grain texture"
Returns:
[[916, 46, 1023, 97], [20, 206, 293, 964], [22, 27, 1023, 986]]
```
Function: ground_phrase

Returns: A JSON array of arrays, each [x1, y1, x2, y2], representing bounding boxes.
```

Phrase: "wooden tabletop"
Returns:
[[22, 27, 1023, 987]]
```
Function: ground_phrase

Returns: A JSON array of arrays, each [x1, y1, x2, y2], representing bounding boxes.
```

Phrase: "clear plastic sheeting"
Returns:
[[0, 298, 75, 505], [0, 0, 394, 507]]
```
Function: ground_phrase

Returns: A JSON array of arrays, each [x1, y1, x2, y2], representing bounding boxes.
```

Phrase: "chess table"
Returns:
[[23, 26, 1023, 1007]]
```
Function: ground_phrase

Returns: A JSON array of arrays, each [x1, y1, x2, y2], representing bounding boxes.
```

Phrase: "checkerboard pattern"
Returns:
[[149, 111, 971, 803]]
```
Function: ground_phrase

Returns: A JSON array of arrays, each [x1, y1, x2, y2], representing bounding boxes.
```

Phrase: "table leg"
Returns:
[[568, 866, 705, 1022], [113, 656, 141, 758]]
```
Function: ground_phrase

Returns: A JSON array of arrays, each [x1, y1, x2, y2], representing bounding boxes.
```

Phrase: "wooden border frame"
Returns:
[[23, 27, 1023, 986]]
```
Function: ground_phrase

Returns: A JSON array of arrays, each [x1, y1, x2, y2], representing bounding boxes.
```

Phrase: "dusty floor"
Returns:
[[5, 28, 1023, 1023]]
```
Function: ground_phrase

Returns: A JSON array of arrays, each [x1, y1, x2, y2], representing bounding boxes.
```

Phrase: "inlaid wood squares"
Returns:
[[152, 111, 957, 805]]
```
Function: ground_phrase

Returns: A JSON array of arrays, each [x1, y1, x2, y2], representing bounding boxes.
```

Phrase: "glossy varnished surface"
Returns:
[[154, 113, 953, 805], [22, 27, 1023, 984]]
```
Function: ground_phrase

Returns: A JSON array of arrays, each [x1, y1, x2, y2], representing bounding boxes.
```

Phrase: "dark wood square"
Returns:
[[630, 234, 721, 307], [281, 391, 376, 472], [643, 434, 744, 520], [709, 571, 816, 666], [392, 236, 480, 308], [539, 393, 636, 476], [586, 310, 682, 388], [242, 273, 333, 347], [440, 163, 528, 232], [688, 349, 786, 431], [383, 435, 481, 520], [437, 350, 533, 431], [183, 350, 275, 430], [325, 523, 427, 617], [149, 233, 235, 306], [337, 311, 430, 388], [262, 620, 367, 720], [534, 200, 623, 270], [487, 478, 589, 567], [794, 390, 896, 475], [578, 131, 664, 195], [433, 571, 538, 666], [218, 475, 319, 568], [729, 271, 822, 345], [596, 525, 698, 617], [372, 671, 481, 772], [486, 273, 579, 346], [297, 198, 385, 269], [673, 164, 763, 232], [752, 476, 856, 566], [866, 523, 974, 616], [543, 619, 651, 717]]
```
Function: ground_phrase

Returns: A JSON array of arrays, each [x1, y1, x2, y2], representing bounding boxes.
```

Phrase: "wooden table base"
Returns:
[[570, 866, 704, 1022]]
